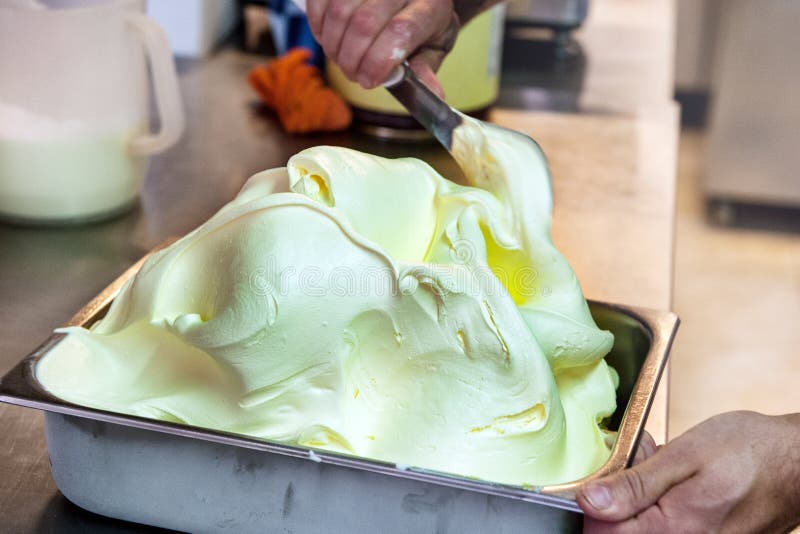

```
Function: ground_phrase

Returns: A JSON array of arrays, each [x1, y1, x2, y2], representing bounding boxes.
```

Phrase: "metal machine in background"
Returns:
[[505, 0, 588, 59], [505, 0, 588, 32], [705, 0, 800, 223], [499, 0, 589, 113]]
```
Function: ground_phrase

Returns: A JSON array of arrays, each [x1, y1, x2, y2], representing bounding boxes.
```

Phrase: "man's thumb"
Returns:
[[576, 441, 694, 521]]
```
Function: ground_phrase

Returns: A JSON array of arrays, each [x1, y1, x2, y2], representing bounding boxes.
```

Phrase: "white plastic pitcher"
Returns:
[[0, 0, 184, 223]]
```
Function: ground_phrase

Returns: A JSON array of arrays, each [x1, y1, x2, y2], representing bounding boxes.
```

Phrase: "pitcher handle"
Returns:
[[126, 13, 185, 155]]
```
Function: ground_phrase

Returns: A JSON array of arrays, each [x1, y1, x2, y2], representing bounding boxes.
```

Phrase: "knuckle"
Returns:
[[622, 469, 649, 503], [387, 17, 422, 44], [350, 8, 380, 36]]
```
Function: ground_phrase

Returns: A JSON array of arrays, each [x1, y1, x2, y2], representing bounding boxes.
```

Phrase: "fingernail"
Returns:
[[584, 483, 612, 510]]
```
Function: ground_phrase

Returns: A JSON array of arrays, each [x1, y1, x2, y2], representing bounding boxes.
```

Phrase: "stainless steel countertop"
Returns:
[[0, 2, 677, 529]]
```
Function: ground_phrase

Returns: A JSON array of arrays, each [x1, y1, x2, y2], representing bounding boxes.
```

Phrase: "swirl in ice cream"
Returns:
[[37, 118, 617, 486]]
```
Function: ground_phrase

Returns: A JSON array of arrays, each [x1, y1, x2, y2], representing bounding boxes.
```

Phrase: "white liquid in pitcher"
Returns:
[[0, 102, 145, 222]]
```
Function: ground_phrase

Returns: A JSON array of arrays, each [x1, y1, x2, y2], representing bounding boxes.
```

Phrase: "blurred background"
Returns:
[[662, 0, 799, 436]]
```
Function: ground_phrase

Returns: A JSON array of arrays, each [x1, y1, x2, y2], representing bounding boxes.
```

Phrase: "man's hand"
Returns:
[[306, 0, 460, 96], [578, 411, 800, 533]]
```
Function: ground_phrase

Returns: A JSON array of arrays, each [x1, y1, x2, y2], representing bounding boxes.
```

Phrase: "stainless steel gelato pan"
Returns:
[[0, 247, 678, 533]]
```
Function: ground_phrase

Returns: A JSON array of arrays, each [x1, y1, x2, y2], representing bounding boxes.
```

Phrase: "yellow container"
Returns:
[[327, 5, 505, 116]]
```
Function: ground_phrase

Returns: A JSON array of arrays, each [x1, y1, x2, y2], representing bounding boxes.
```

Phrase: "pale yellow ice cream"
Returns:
[[37, 117, 617, 486]]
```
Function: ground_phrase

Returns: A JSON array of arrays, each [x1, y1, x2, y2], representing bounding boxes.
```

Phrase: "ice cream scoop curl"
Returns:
[[38, 141, 616, 486]]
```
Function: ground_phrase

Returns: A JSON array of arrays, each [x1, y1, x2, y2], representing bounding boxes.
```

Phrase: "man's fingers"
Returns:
[[314, 0, 458, 89], [356, 0, 455, 88], [306, 0, 329, 37], [577, 439, 697, 522], [318, 0, 364, 60], [336, 0, 398, 79], [631, 431, 658, 466]]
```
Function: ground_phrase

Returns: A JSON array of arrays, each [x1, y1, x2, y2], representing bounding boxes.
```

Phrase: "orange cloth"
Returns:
[[248, 48, 352, 134]]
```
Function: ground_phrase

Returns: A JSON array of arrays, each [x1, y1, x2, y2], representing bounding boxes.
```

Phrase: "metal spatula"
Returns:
[[381, 61, 463, 150]]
